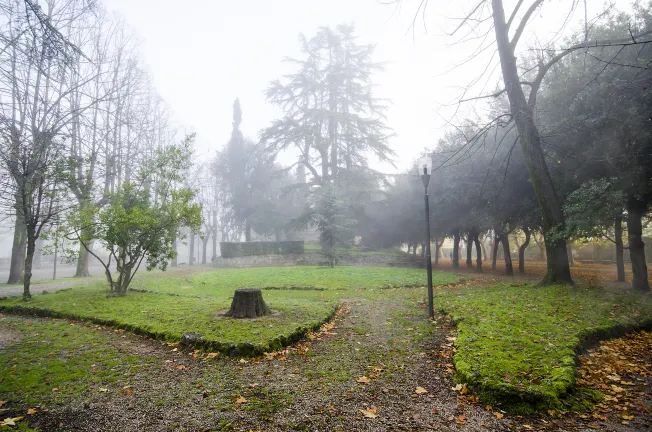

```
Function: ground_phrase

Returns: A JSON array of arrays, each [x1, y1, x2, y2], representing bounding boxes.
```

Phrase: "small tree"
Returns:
[[294, 183, 354, 267], [69, 136, 201, 295]]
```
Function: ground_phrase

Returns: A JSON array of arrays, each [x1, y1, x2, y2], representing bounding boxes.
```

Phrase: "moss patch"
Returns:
[[435, 283, 652, 412]]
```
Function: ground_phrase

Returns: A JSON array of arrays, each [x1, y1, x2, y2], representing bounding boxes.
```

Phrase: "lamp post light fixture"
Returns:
[[418, 156, 435, 319]]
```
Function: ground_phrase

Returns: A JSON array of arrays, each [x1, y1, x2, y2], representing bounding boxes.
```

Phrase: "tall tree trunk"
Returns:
[[502, 234, 514, 276], [189, 234, 195, 265], [492, 235, 500, 270], [23, 229, 36, 301], [466, 231, 473, 268], [491, 0, 572, 285], [8, 212, 26, 284], [435, 238, 444, 265], [212, 227, 218, 262], [627, 198, 650, 292], [75, 232, 92, 277], [614, 216, 625, 282], [452, 230, 460, 269], [519, 227, 531, 274], [201, 235, 209, 264], [473, 232, 483, 272], [171, 238, 178, 267], [480, 234, 488, 261]]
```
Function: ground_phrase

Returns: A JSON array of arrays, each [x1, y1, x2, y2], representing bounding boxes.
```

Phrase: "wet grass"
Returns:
[[435, 283, 652, 413], [0, 266, 458, 355], [0, 316, 152, 406]]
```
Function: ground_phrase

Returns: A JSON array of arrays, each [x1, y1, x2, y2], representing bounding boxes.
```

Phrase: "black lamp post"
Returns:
[[418, 157, 435, 319]]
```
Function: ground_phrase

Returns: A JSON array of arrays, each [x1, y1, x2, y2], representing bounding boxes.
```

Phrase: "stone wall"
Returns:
[[213, 253, 417, 268]]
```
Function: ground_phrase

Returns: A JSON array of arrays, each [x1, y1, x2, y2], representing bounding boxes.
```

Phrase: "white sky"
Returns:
[[100, 0, 630, 173]]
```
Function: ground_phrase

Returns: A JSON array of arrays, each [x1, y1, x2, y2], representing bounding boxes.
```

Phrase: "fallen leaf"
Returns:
[[456, 415, 466, 424], [1, 416, 24, 427], [235, 396, 248, 404], [99, 388, 108, 392], [175, 365, 186, 370], [494, 412, 504, 419], [205, 353, 219, 359], [125, 389, 133, 396], [26, 409, 37, 415], [360, 406, 378, 418], [357, 376, 370, 384], [414, 386, 428, 394], [0, 402, 5, 407]]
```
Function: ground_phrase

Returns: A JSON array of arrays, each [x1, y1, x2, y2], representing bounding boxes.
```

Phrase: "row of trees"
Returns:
[[0, 0, 200, 300], [365, 2, 651, 292]]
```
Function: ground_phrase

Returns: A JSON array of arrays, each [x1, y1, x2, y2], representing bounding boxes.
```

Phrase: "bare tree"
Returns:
[[398, 0, 652, 285]]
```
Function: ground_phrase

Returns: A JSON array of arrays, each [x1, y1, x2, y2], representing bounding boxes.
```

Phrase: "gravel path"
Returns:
[[0, 280, 85, 298]]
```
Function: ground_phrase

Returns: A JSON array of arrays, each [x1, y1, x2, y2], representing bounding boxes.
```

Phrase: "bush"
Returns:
[[220, 241, 304, 258]]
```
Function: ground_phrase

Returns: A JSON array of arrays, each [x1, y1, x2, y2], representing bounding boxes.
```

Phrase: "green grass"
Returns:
[[435, 283, 652, 412], [0, 266, 457, 356], [0, 315, 151, 405]]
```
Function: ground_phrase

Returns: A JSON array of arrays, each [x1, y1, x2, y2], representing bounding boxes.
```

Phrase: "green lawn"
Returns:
[[2, 266, 651, 414], [435, 283, 652, 412], [0, 315, 151, 406], [0, 266, 457, 356]]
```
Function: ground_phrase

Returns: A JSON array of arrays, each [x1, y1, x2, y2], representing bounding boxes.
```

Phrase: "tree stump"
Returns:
[[226, 288, 270, 318]]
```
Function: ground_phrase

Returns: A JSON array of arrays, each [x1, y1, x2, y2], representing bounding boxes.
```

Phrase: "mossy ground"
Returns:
[[1, 266, 651, 430], [0, 266, 457, 356], [435, 283, 652, 412]]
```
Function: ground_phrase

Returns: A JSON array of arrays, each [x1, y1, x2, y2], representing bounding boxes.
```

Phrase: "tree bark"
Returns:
[[627, 199, 650, 292], [226, 289, 271, 318], [466, 231, 473, 268], [23, 229, 36, 301], [614, 216, 625, 282], [491, 0, 572, 285], [8, 213, 26, 284], [480, 234, 488, 261], [452, 229, 460, 269], [211, 211, 218, 262], [435, 238, 444, 265], [473, 232, 483, 272], [201, 234, 210, 264], [75, 235, 92, 277], [171, 238, 178, 267], [189, 234, 195, 265], [519, 227, 531, 274], [492, 235, 500, 270], [502, 234, 514, 276]]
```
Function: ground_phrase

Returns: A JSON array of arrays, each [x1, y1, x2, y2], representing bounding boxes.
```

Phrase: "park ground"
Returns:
[[0, 264, 650, 431]]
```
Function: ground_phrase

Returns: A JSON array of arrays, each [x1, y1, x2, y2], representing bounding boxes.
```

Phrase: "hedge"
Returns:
[[220, 241, 305, 258]]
